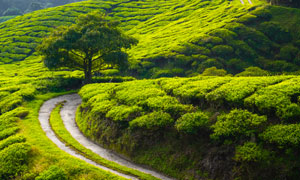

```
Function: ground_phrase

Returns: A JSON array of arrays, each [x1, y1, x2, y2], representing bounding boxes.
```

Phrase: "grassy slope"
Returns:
[[78, 75, 300, 179]]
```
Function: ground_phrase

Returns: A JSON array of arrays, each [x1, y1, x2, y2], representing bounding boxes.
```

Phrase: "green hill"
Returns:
[[1, 0, 300, 77], [0, 0, 300, 179], [78, 75, 300, 179]]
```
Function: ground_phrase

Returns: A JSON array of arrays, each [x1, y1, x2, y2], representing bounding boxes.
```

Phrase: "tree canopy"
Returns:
[[37, 11, 138, 83]]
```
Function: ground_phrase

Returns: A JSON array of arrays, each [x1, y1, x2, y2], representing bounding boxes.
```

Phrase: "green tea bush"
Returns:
[[211, 45, 234, 57], [90, 100, 116, 117], [237, 14, 257, 24], [0, 135, 26, 150], [192, 35, 223, 46], [175, 112, 209, 134], [278, 45, 299, 62], [36, 165, 67, 180], [259, 22, 292, 43], [211, 109, 267, 140], [129, 111, 173, 129], [209, 29, 237, 42], [235, 67, 269, 76], [244, 77, 300, 119], [142, 96, 191, 117], [0, 127, 20, 140], [106, 105, 143, 122], [206, 76, 286, 107], [251, 7, 272, 21], [0, 143, 31, 180], [264, 60, 298, 72], [197, 58, 224, 73], [276, 104, 300, 121], [202, 67, 228, 76], [173, 77, 231, 103], [261, 123, 300, 146], [234, 142, 268, 162]]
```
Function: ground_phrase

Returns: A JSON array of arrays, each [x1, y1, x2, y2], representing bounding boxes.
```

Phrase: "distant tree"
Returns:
[[37, 11, 138, 84]]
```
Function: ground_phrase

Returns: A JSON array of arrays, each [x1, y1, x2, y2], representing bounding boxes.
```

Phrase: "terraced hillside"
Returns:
[[78, 75, 300, 179], [1, 0, 300, 77]]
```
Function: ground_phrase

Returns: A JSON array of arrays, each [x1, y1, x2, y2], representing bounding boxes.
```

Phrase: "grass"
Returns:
[[49, 102, 159, 180]]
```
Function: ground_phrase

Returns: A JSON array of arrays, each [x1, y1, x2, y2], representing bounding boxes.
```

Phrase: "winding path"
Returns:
[[39, 94, 174, 180]]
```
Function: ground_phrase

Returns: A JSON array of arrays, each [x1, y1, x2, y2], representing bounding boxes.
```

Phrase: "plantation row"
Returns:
[[0, 0, 180, 64], [78, 75, 300, 179]]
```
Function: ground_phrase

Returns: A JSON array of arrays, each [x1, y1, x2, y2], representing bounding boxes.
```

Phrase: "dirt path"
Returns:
[[39, 94, 174, 180]]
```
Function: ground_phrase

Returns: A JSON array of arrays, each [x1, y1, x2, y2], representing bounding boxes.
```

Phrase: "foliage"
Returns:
[[202, 67, 228, 76], [236, 67, 269, 77], [261, 123, 300, 146], [175, 112, 209, 134], [129, 111, 173, 129], [37, 11, 138, 83], [234, 142, 269, 162], [211, 109, 267, 140], [36, 166, 67, 180], [106, 105, 142, 122], [0, 143, 31, 180]]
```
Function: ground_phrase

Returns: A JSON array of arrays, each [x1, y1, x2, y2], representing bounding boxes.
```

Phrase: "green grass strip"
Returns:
[[49, 102, 159, 180], [21, 91, 125, 180]]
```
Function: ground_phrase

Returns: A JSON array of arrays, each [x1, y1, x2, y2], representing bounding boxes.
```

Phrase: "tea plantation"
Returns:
[[78, 76, 300, 179], [0, 0, 300, 179]]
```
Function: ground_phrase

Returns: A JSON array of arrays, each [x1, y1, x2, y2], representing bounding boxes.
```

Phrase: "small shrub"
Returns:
[[261, 124, 300, 146], [129, 111, 173, 129], [211, 109, 267, 140], [202, 67, 227, 76], [276, 104, 300, 121], [236, 67, 269, 76], [175, 112, 209, 134], [211, 45, 234, 57], [192, 35, 223, 46], [36, 165, 67, 180], [0, 135, 26, 150], [197, 59, 223, 73], [259, 22, 292, 43], [279, 45, 299, 62], [237, 14, 257, 24], [251, 8, 272, 21], [234, 142, 269, 162], [0, 143, 31, 180], [209, 29, 238, 42], [106, 105, 142, 121]]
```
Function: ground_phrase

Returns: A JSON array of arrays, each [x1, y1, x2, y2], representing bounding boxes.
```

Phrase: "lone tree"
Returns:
[[37, 11, 138, 83]]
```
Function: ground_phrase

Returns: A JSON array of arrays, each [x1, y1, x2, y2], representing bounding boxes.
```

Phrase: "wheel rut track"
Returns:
[[39, 94, 174, 180]]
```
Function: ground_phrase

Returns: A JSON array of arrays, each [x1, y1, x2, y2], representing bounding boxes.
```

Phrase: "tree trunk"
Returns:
[[84, 58, 93, 84]]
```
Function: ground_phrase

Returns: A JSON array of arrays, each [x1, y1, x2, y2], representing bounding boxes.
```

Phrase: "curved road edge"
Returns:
[[39, 94, 175, 180], [39, 94, 138, 180]]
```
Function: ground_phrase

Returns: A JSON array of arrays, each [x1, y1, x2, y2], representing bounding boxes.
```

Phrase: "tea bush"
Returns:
[[175, 112, 209, 134], [36, 166, 67, 180], [211, 109, 267, 140], [0, 143, 31, 180], [130, 111, 173, 129]]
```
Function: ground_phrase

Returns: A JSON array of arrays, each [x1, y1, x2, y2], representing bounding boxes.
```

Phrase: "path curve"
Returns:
[[39, 94, 174, 180]]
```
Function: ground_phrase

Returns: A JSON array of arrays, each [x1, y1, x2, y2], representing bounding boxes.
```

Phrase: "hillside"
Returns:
[[0, 0, 300, 179], [78, 75, 300, 179], [0, 0, 300, 77]]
